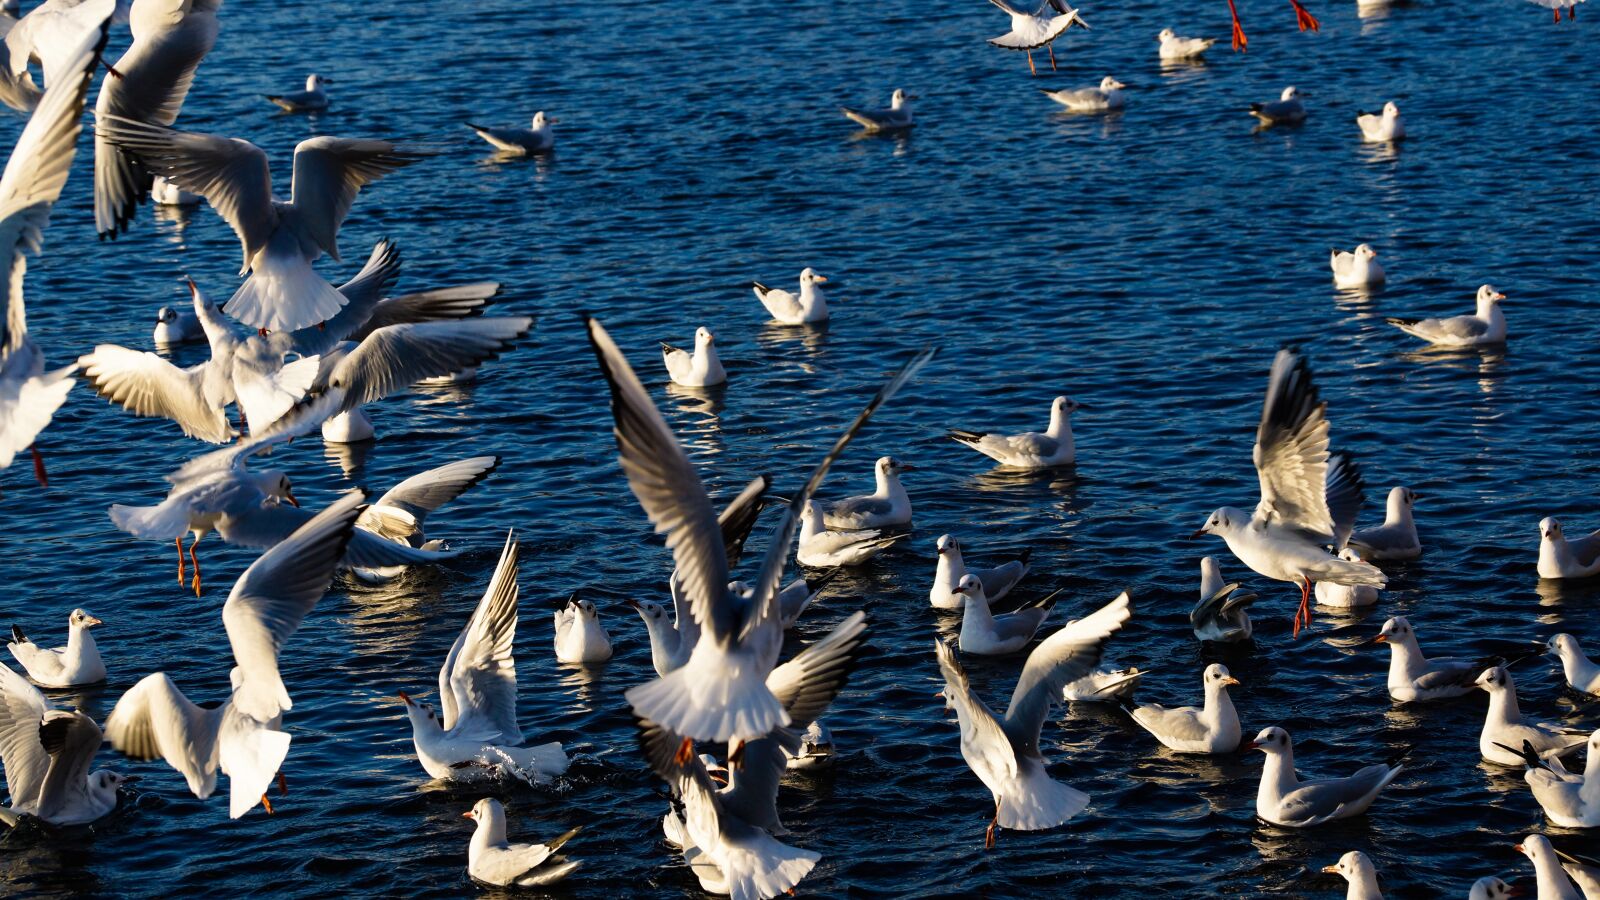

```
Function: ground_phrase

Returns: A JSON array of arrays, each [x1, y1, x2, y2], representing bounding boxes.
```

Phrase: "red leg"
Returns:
[[277, 771, 288, 796], [260, 794, 274, 815], [1292, 575, 1312, 638], [188, 533, 203, 596], [1225, 0, 1248, 50], [29, 445, 47, 487], [1554, 6, 1561, 20], [1027, 50, 1037, 76], [176, 536, 186, 584], [1048, 44, 1057, 70], [1290, 0, 1321, 31], [984, 800, 1000, 849]]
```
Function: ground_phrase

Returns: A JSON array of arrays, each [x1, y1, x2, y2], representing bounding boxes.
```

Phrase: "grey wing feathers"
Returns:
[[1278, 763, 1397, 824], [102, 671, 223, 797], [1002, 592, 1132, 755], [766, 610, 868, 731], [442, 531, 522, 741], [717, 475, 771, 570], [34, 710, 103, 819], [353, 282, 499, 341], [368, 455, 500, 525], [324, 316, 534, 411], [1323, 451, 1365, 551], [0, 662, 49, 806], [1253, 348, 1333, 540]]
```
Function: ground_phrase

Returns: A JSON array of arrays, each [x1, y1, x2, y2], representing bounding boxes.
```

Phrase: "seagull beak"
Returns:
[[624, 599, 641, 610], [547, 116, 559, 124], [814, 275, 829, 283], [897, 463, 918, 471], [1189, 528, 1207, 539], [1245, 741, 1260, 751], [84, 616, 103, 627], [284, 489, 300, 507], [185, 277, 198, 297], [396, 690, 412, 706], [461, 810, 474, 820], [1494, 292, 1507, 301], [1320, 865, 1340, 874], [1514, 843, 1526, 855], [1373, 634, 1388, 644], [1222, 676, 1240, 686]]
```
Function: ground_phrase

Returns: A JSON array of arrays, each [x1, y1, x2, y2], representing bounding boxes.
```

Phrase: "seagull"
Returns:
[[466, 112, 556, 155], [347, 455, 502, 583], [841, 89, 914, 132], [95, 115, 425, 332], [797, 501, 907, 567], [1192, 557, 1256, 643], [1496, 731, 1600, 828], [1330, 244, 1385, 289], [1348, 487, 1421, 561], [1538, 518, 1600, 579], [103, 492, 364, 818], [661, 326, 725, 387], [1124, 663, 1242, 754], [149, 175, 201, 207], [930, 534, 1031, 609], [1313, 549, 1381, 607], [153, 304, 204, 345], [1357, 102, 1406, 142], [0, 662, 125, 826], [0, 25, 106, 489], [1552, 847, 1600, 899], [957, 576, 1055, 655], [1518, 835, 1584, 900], [7, 609, 104, 687], [1248, 726, 1404, 827], [591, 314, 930, 748], [1061, 667, 1144, 702], [554, 594, 613, 664], [1040, 76, 1128, 112], [1469, 877, 1519, 900], [785, 721, 834, 769], [1249, 86, 1308, 126], [730, 572, 838, 630], [398, 532, 570, 784], [1476, 666, 1587, 767], [462, 799, 582, 887], [949, 396, 1079, 470], [91, 0, 220, 236], [821, 456, 913, 529], [934, 591, 1131, 848], [1193, 347, 1384, 637], [0, 0, 115, 113], [264, 73, 330, 112], [1387, 284, 1507, 348], [752, 268, 829, 325], [985, 0, 1088, 76], [1545, 634, 1600, 695], [1375, 616, 1487, 703], [1224, 0, 1320, 51], [1323, 851, 1384, 900], [1157, 27, 1214, 59]]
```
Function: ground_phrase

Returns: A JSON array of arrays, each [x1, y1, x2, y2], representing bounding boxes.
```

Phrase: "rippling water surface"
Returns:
[[2, 0, 1599, 896]]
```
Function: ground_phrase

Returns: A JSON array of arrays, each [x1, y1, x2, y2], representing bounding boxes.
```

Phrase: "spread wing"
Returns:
[[1253, 348, 1334, 540], [34, 709, 104, 821], [77, 345, 232, 442], [351, 281, 499, 341], [287, 136, 426, 262], [1324, 451, 1365, 551], [282, 238, 404, 356], [102, 671, 223, 798], [1001, 592, 1132, 754], [440, 531, 522, 742], [0, 662, 49, 807], [934, 638, 1017, 781], [361, 455, 499, 539]]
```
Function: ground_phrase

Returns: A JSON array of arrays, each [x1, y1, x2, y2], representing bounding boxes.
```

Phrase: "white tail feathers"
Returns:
[[625, 655, 789, 744], [997, 762, 1090, 830], [722, 831, 820, 900], [109, 499, 190, 540], [225, 255, 347, 332], [222, 726, 292, 819]]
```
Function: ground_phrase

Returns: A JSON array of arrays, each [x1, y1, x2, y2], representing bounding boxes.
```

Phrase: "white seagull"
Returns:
[[957, 576, 1055, 655], [1518, 835, 1584, 900], [1374, 616, 1484, 703], [462, 798, 582, 887], [1496, 730, 1600, 829], [1191, 557, 1256, 643], [821, 455, 913, 529], [1387, 284, 1507, 348], [1356, 102, 1406, 142], [1125, 663, 1242, 754], [1324, 851, 1384, 900], [7, 609, 105, 687], [752, 268, 829, 325], [152, 304, 204, 345], [1041, 76, 1127, 112], [1476, 666, 1586, 767], [1330, 244, 1385, 289], [949, 396, 1079, 470], [662, 326, 725, 387], [1313, 548, 1381, 607], [348, 455, 502, 583], [467, 112, 556, 155], [0, 662, 125, 826], [1539, 518, 1600, 579], [986, 0, 1088, 76], [841, 89, 914, 132], [1348, 487, 1421, 561], [930, 534, 1031, 609], [797, 501, 907, 567], [1470, 877, 1519, 900], [264, 73, 330, 112], [1248, 726, 1404, 827], [1157, 27, 1214, 59], [1249, 86, 1308, 126], [554, 594, 613, 664], [1545, 634, 1600, 695]]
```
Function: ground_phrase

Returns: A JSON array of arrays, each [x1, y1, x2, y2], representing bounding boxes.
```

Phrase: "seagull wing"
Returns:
[[283, 238, 403, 356], [102, 671, 223, 799], [1001, 591, 1132, 754], [317, 317, 534, 413], [934, 638, 1017, 782], [360, 455, 500, 541], [1253, 348, 1335, 541], [77, 345, 232, 442], [287, 136, 425, 262], [34, 709, 105, 821], [350, 281, 500, 341], [440, 531, 523, 742], [0, 663, 50, 808]]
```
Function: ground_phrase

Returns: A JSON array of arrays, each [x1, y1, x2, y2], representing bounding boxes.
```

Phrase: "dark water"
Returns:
[[2, 0, 1599, 895]]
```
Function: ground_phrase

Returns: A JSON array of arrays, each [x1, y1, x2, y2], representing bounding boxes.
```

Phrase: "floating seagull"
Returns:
[[798, 501, 907, 567], [1375, 616, 1485, 703], [1225, 0, 1320, 51], [957, 576, 1055, 655], [1497, 732, 1600, 828], [1062, 667, 1143, 703], [1545, 634, 1600, 695], [0, 0, 115, 112], [152, 304, 204, 345], [930, 534, 1031, 609], [841, 89, 914, 132], [462, 799, 582, 887], [0, 662, 125, 827], [1192, 557, 1256, 643], [730, 571, 837, 630], [1157, 28, 1214, 59], [1518, 835, 1584, 900], [554, 594, 613, 664], [264, 73, 330, 112], [661, 326, 725, 387], [934, 591, 1131, 848], [985, 0, 1088, 76], [1469, 877, 1518, 900], [1387, 284, 1507, 348], [103, 492, 363, 818], [1314, 548, 1381, 607], [1249, 86, 1308, 126], [466, 112, 556, 155], [348, 455, 502, 583], [1193, 348, 1383, 637], [1356, 102, 1406, 142], [1477, 666, 1587, 766], [96, 116, 425, 332], [1538, 518, 1600, 580], [1330, 244, 1385, 289], [950, 396, 1079, 470], [1041, 76, 1127, 112], [399, 533, 570, 784], [1125, 663, 1242, 754], [785, 721, 834, 769], [752, 268, 829, 325], [1348, 487, 1421, 561], [1323, 851, 1383, 900], [0, 28, 105, 488], [150, 175, 201, 207], [821, 456, 913, 529], [1248, 726, 1404, 827], [7, 609, 104, 687]]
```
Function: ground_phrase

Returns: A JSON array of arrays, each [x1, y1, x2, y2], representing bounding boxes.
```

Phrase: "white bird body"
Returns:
[[957, 576, 1051, 655], [1539, 518, 1600, 579], [752, 268, 828, 324], [1509, 732, 1600, 828], [1520, 835, 1584, 900], [1547, 634, 1600, 695], [1388, 284, 1507, 347], [1061, 667, 1143, 702], [265, 73, 329, 112], [1157, 27, 1214, 59], [6, 609, 104, 687], [0, 662, 124, 825], [1348, 487, 1421, 561], [1331, 243, 1385, 288], [662, 326, 725, 387], [1250, 726, 1403, 827], [1314, 549, 1382, 607], [463, 798, 582, 887], [950, 396, 1078, 469], [1191, 557, 1255, 643], [152, 304, 204, 345], [1128, 664, 1241, 754], [798, 500, 905, 567], [1357, 102, 1406, 142], [989, 0, 1087, 48], [1324, 851, 1384, 900], [150, 176, 202, 207], [1041, 76, 1126, 112], [1377, 617, 1480, 703], [821, 455, 913, 529], [930, 534, 1030, 609], [347, 455, 500, 583], [467, 112, 556, 155], [554, 596, 613, 664], [841, 89, 914, 132], [1477, 667, 1587, 767], [1250, 86, 1308, 125]]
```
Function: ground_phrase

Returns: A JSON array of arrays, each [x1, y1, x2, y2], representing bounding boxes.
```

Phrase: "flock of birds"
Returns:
[[0, 0, 1592, 897]]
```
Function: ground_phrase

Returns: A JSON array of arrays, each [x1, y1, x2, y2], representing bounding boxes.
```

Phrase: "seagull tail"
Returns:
[[720, 829, 820, 900], [806, 568, 841, 595], [224, 259, 348, 331], [997, 764, 1089, 830], [109, 498, 190, 541], [9, 625, 26, 645], [949, 429, 988, 445], [751, 280, 770, 296], [624, 660, 788, 744], [1015, 547, 1034, 566]]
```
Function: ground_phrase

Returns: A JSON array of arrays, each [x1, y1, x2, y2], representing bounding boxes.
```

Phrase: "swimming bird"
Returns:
[[797, 501, 907, 567], [1518, 835, 1584, 900], [957, 576, 1055, 655], [930, 534, 1031, 609], [1324, 851, 1384, 900], [1225, 0, 1320, 51], [1192, 557, 1256, 643], [1157, 27, 1214, 59], [785, 721, 834, 769], [150, 175, 201, 206], [0, 662, 125, 826], [1469, 877, 1519, 900], [1062, 667, 1143, 702], [1248, 726, 1404, 827], [1539, 518, 1600, 579], [1374, 616, 1490, 703], [1357, 102, 1406, 142], [950, 396, 1079, 470], [554, 594, 613, 664], [399, 533, 570, 784], [935, 591, 1131, 848], [1348, 487, 1421, 561], [1330, 244, 1385, 289], [1497, 731, 1600, 828], [7, 609, 104, 687], [1387, 284, 1507, 348], [1040, 76, 1127, 112], [661, 326, 725, 387], [347, 455, 502, 583], [1249, 86, 1308, 126], [1125, 663, 1242, 754], [264, 73, 330, 112], [1545, 634, 1600, 695], [463, 799, 581, 887], [841, 89, 914, 132], [1193, 347, 1383, 637], [153, 304, 203, 344], [466, 112, 556, 155], [103, 492, 363, 818], [821, 456, 913, 529], [1313, 548, 1381, 607], [1477, 666, 1587, 766], [730, 573, 837, 630], [96, 115, 425, 331], [752, 268, 829, 325], [986, 0, 1088, 76]]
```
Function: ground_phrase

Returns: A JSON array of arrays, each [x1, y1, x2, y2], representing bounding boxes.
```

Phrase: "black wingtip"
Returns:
[[806, 568, 842, 594], [1017, 547, 1033, 565], [1386, 317, 1418, 327], [1385, 743, 1414, 769], [948, 429, 986, 443], [8, 625, 24, 644]]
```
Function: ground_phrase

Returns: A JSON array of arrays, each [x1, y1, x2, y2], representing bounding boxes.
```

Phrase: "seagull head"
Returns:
[[532, 111, 557, 128], [1516, 834, 1554, 862], [1203, 663, 1240, 691], [1477, 284, 1507, 304], [955, 574, 984, 603], [880, 456, 916, 476], [1470, 876, 1519, 900], [1475, 666, 1512, 693], [1280, 86, 1302, 101], [1054, 395, 1084, 415], [69, 609, 103, 629], [1321, 851, 1374, 882], [891, 89, 914, 108], [1540, 516, 1562, 542], [1246, 725, 1289, 754], [1390, 486, 1419, 514], [1192, 507, 1240, 539], [1355, 243, 1378, 260], [694, 326, 715, 348], [1158, 27, 1175, 40], [89, 770, 127, 797], [627, 598, 667, 624], [800, 267, 828, 285], [308, 74, 332, 89], [255, 471, 299, 507], [1374, 616, 1411, 646], [396, 690, 443, 730], [156, 306, 179, 325], [1099, 76, 1127, 92], [935, 534, 957, 556], [1382, 101, 1400, 117], [1545, 632, 1575, 658]]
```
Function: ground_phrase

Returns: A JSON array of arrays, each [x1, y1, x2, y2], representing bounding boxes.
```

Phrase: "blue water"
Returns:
[[3, 0, 1599, 895]]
